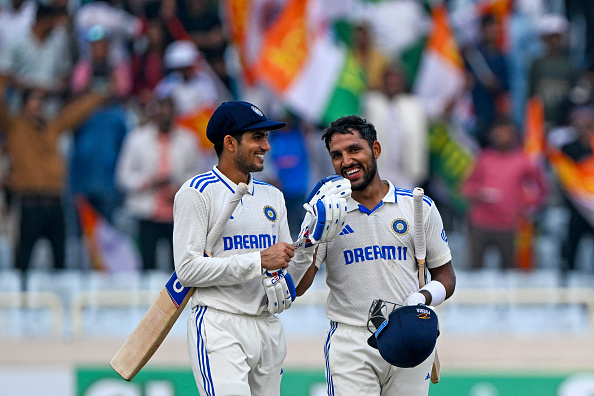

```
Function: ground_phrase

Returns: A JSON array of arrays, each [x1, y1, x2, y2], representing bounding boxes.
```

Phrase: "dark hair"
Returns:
[[213, 131, 246, 157], [321, 115, 377, 151], [36, 3, 66, 20]]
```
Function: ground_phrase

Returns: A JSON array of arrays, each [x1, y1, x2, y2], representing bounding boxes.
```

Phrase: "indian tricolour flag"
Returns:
[[413, 3, 465, 120], [254, 0, 365, 125]]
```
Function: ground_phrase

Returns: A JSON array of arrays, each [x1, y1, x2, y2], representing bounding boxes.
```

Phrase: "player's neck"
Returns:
[[352, 178, 389, 210], [217, 161, 250, 185]]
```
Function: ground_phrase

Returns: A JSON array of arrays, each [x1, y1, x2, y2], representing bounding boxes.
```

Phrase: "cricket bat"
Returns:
[[110, 182, 249, 381], [413, 187, 441, 384]]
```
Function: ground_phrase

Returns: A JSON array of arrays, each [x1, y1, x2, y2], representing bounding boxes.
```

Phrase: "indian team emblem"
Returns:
[[263, 206, 277, 222], [251, 105, 264, 116], [392, 219, 408, 235]]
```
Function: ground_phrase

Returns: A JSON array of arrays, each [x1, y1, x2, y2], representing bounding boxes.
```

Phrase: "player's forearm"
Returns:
[[175, 251, 262, 287], [285, 245, 317, 286]]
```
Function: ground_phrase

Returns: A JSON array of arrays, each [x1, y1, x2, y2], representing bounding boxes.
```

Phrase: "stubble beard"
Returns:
[[350, 158, 378, 192]]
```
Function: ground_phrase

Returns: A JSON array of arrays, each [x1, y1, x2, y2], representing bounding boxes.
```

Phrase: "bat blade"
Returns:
[[110, 272, 193, 381]]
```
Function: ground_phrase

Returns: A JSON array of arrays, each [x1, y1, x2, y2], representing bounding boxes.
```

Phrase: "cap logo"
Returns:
[[251, 105, 264, 116]]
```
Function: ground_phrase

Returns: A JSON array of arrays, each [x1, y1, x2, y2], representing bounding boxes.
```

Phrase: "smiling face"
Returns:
[[328, 129, 380, 191], [233, 128, 270, 174]]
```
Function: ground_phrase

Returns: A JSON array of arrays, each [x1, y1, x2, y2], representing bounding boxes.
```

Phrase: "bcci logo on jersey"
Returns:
[[392, 219, 409, 235], [263, 206, 277, 222]]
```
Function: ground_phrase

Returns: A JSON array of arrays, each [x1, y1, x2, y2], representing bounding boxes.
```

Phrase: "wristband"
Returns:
[[420, 280, 446, 306]]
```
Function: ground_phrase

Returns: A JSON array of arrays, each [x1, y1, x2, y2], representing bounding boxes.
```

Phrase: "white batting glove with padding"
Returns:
[[298, 194, 348, 246], [262, 269, 295, 314], [404, 292, 426, 306], [306, 175, 352, 205], [295, 176, 350, 248]]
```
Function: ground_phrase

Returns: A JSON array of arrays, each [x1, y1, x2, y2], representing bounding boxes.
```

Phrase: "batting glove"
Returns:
[[298, 194, 348, 246], [262, 269, 296, 314], [306, 175, 352, 206], [404, 292, 426, 306]]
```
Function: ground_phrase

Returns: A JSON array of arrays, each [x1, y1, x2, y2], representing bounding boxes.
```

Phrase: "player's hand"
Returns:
[[404, 292, 426, 306], [260, 242, 295, 270], [262, 268, 296, 314]]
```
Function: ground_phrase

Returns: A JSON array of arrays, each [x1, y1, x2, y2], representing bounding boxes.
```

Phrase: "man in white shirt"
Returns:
[[117, 96, 199, 272], [173, 101, 348, 395], [297, 115, 456, 396]]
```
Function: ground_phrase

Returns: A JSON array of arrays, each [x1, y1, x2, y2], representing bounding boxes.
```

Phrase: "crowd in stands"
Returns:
[[0, 0, 593, 285]]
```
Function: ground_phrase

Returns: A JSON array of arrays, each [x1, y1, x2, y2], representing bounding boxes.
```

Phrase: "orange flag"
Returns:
[[255, 0, 309, 93]]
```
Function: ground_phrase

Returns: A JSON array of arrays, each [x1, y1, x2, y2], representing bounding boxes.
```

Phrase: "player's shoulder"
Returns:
[[180, 170, 221, 194], [393, 186, 434, 207], [252, 178, 283, 197]]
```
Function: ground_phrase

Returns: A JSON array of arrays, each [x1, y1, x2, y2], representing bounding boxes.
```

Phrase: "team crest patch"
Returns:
[[392, 219, 408, 235], [441, 229, 448, 242], [251, 105, 264, 116], [263, 206, 277, 222]]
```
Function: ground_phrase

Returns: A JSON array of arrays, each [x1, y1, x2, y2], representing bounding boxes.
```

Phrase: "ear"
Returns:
[[373, 140, 381, 159], [223, 135, 238, 153]]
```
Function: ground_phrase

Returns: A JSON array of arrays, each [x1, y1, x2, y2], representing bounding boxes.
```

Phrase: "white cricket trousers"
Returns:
[[187, 306, 286, 396], [324, 321, 435, 396]]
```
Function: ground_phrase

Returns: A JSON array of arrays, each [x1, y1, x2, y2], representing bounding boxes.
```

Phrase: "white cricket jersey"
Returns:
[[315, 181, 452, 327], [173, 166, 313, 315]]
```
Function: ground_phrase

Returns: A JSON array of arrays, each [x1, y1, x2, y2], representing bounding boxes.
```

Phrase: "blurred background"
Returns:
[[0, 0, 594, 395]]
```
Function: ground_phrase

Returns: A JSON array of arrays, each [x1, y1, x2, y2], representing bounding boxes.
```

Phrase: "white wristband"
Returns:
[[420, 280, 447, 306]]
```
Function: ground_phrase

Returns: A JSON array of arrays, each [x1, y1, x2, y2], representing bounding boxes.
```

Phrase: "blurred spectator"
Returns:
[[0, 76, 109, 286], [116, 96, 199, 271], [167, 0, 226, 63], [462, 13, 510, 147], [507, 0, 545, 127], [131, 18, 167, 107], [0, 0, 36, 52], [68, 33, 130, 223], [155, 40, 218, 117], [160, 0, 232, 93], [155, 40, 223, 172], [553, 105, 594, 272], [71, 24, 132, 98], [558, 64, 594, 125], [74, 0, 142, 65], [0, 2, 71, 112], [363, 63, 428, 190], [268, 113, 309, 239], [352, 21, 389, 91], [462, 119, 548, 270], [565, 0, 594, 69], [529, 14, 577, 129]]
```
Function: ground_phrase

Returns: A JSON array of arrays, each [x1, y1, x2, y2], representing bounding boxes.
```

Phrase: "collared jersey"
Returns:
[[173, 165, 295, 315], [315, 181, 452, 327]]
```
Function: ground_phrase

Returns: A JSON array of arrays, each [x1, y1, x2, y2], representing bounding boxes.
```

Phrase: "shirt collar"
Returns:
[[346, 180, 396, 214], [212, 165, 255, 195]]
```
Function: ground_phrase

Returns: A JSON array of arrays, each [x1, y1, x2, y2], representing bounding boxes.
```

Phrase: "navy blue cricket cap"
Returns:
[[206, 101, 286, 145], [368, 305, 439, 368]]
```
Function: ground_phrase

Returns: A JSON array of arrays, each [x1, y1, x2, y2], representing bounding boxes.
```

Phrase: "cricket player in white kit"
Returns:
[[173, 101, 349, 396], [297, 115, 457, 396]]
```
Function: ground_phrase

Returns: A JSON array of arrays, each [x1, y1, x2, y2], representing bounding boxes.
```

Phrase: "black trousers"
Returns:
[[16, 194, 65, 273], [468, 224, 516, 270], [562, 203, 594, 271], [138, 219, 174, 271]]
